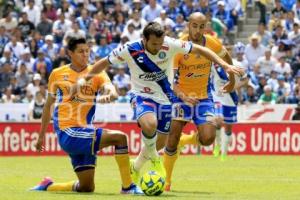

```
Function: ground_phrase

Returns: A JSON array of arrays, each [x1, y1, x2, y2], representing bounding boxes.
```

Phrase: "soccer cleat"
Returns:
[[130, 159, 140, 185], [164, 183, 171, 192], [213, 144, 220, 157], [150, 157, 166, 178], [30, 177, 53, 191], [121, 183, 144, 195]]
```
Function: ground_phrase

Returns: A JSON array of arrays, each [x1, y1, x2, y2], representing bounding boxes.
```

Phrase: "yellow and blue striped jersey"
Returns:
[[48, 64, 110, 130]]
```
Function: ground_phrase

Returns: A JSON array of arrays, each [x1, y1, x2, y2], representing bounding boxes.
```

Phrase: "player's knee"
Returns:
[[141, 120, 157, 134], [198, 133, 215, 146], [116, 132, 127, 146], [78, 184, 95, 193]]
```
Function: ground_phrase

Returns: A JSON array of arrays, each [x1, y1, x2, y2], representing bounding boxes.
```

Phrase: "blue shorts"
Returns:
[[57, 127, 102, 171], [131, 95, 171, 134], [214, 102, 237, 124], [172, 97, 215, 126]]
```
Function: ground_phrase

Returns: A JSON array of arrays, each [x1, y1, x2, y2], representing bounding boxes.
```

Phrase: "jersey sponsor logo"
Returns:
[[63, 75, 69, 81], [161, 45, 169, 51], [181, 42, 186, 48], [185, 72, 206, 78], [137, 56, 143, 63], [130, 50, 145, 57], [156, 59, 168, 65], [139, 70, 167, 81], [158, 51, 166, 59]]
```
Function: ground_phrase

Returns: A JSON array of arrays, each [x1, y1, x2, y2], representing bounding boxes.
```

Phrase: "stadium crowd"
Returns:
[[0, 0, 300, 106]]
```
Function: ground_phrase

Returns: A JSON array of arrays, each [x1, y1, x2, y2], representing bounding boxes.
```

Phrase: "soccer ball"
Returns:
[[140, 171, 165, 196]]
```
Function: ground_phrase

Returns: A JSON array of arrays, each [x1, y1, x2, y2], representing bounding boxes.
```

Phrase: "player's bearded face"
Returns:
[[189, 21, 206, 42], [144, 34, 164, 55]]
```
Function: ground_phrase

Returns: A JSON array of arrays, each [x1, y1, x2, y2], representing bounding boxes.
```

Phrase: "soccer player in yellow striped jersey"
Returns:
[[163, 12, 235, 191], [31, 37, 143, 194]]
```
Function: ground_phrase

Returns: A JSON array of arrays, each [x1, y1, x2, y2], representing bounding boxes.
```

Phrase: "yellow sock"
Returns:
[[115, 154, 132, 188], [163, 152, 178, 185], [47, 181, 76, 191], [178, 132, 198, 148]]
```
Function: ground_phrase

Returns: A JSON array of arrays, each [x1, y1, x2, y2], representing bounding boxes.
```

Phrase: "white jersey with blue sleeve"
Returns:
[[211, 65, 239, 107], [108, 36, 193, 104]]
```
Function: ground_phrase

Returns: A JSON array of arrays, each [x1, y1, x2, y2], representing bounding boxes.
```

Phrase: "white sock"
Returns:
[[221, 133, 232, 155], [133, 131, 158, 172], [215, 129, 221, 146], [134, 144, 150, 172]]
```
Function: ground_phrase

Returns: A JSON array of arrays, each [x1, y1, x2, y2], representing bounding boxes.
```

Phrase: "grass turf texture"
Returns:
[[0, 156, 299, 200]]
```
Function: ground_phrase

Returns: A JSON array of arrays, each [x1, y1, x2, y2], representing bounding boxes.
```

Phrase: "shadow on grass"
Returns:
[[52, 192, 177, 198], [171, 190, 215, 195]]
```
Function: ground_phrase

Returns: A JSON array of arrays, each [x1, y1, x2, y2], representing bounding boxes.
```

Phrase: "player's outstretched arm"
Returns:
[[35, 95, 56, 152], [78, 57, 111, 85], [191, 44, 245, 77]]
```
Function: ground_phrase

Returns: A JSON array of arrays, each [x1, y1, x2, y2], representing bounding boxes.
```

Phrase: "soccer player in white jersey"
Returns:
[[73, 22, 244, 182], [211, 48, 248, 161]]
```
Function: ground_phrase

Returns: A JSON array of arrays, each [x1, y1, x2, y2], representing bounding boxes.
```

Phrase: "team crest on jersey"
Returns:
[[158, 51, 166, 59], [184, 54, 189, 60], [63, 75, 69, 81]]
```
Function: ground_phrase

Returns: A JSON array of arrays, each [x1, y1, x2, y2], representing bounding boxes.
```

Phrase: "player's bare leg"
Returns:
[[213, 117, 223, 157], [197, 122, 216, 146], [163, 120, 186, 191]]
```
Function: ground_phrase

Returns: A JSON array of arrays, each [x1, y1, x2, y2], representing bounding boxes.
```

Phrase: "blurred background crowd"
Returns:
[[0, 0, 300, 108]]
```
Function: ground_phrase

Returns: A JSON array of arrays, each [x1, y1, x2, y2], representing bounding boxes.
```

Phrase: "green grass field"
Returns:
[[0, 155, 299, 200]]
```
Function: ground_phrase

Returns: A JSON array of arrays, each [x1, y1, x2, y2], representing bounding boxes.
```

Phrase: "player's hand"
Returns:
[[224, 65, 245, 77], [98, 94, 117, 104], [35, 135, 45, 152], [182, 96, 199, 106], [221, 80, 235, 93]]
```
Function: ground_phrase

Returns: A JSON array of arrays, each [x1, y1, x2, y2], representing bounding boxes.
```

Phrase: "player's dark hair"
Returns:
[[67, 37, 86, 52], [143, 22, 165, 40]]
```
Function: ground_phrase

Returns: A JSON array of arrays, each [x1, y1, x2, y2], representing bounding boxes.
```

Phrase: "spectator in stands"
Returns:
[[23, 0, 41, 26], [196, 0, 212, 15], [256, 0, 270, 25], [52, 47, 70, 69], [26, 73, 42, 97], [154, 10, 176, 29], [15, 63, 31, 93], [274, 74, 291, 103], [0, 87, 18, 103], [63, 21, 86, 46], [292, 0, 300, 20], [256, 74, 269, 97], [41, 35, 60, 61], [256, 48, 277, 75], [245, 34, 266, 69], [272, 0, 287, 19], [130, 0, 143, 14], [165, 0, 181, 22], [0, 49, 16, 67], [113, 64, 131, 94], [232, 42, 249, 70], [0, 62, 14, 92], [4, 35, 24, 61], [292, 102, 300, 120], [126, 9, 147, 32], [283, 11, 299, 32], [0, 12, 18, 34], [180, 0, 196, 20], [42, 0, 57, 21], [272, 25, 288, 44], [292, 72, 300, 102], [116, 87, 131, 103], [36, 12, 53, 37], [288, 23, 300, 53], [214, 1, 234, 31], [174, 14, 187, 36], [18, 12, 35, 40], [242, 84, 259, 104], [0, 26, 9, 55], [225, 0, 243, 26], [76, 9, 93, 32], [248, 64, 261, 86], [95, 34, 113, 59], [56, 0, 74, 20], [121, 23, 140, 42], [142, 0, 163, 22], [28, 91, 45, 121], [254, 23, 272, 47], [274, 55, 292, 75], [9, 76, 22, 97], [258, 85, 277, 105], [267, 70, 279, 90], [21, 90, 34, 103], [52, 12, 72, 44], [17, 48, 35, 73], [33, 49, 52, 75], [205, 11, 228, 38]]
